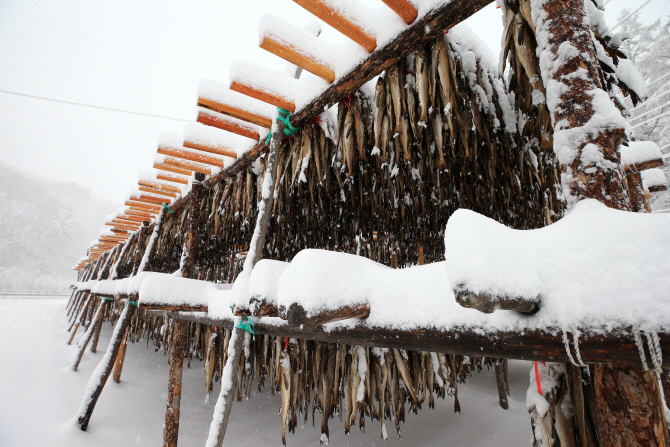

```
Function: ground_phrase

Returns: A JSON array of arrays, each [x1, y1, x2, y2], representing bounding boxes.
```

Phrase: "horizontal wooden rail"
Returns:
[[125, 201, 161, 213], [624, 158, 664, 175], [183, 140, 238, 159], [138, 186, 178, 198], [197, 108, 261, 140], [260, 35, 335, 83], [230, 81, 296, 113], [292, 0, 377, 52], [153, 163, 193, 177], [381, 0, 418, 24], [129, 195, 170, 206], [157, 146, 224, 168], [158, 311, 670, 368], [125, 210, 155, 219], [163, 157, 213, 176], [197, 97, 273, 129], [138, 180, 182, 193]]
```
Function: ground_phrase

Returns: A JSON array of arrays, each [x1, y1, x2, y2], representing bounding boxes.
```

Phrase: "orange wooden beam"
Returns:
[[107, 221, 140, 229], [292, 0, 376, 52], [260, 35, 335, 83], [156, 172, 190, 185], [183, 140, 238, 159], [157, 146, 224, 168], [154, 163, 193, 177], [138, 180, 182, 193], [163, 157, 213, 176], [129, 194, 170, 206], [197, 108, 262, 140], [125, 201, 162, 213], [380, 0, 418, 24], [138, 185, 178, 198], [126, 210, 156, 219], [197, 97, 273, 129], [117, 215, 148, 223], [129, 205, 159, 215], [112, 218, 142, 227], [229, 81, 296, 113]]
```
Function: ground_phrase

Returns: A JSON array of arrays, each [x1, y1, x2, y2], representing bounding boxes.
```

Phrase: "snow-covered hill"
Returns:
[[0, 162, 115, 292]]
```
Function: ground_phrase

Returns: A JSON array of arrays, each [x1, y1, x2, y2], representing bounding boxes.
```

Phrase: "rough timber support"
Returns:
[[161, 171, 205, 447], [530, 0, 669, 443], [76, 301, 137, 431], [207, 119, 286, 447]]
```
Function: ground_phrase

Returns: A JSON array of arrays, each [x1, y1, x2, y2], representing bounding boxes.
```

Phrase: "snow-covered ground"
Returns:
[[0, 299, 533, 447]]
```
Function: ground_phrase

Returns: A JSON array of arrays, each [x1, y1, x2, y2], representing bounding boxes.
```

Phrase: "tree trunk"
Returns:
[[590, 364, 670, 447], [163, 319, 188, 447]]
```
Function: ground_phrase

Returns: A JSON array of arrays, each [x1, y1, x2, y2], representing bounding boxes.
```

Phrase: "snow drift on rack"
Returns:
[[248, 259, 289, 310], [621, 140, 663, 166], [444, 199, 670, 332], [139, 274, 231, 308], [642, 168, 667, 189]]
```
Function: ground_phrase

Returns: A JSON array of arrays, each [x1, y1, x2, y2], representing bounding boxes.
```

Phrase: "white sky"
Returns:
[[0, 0, 667, 206]]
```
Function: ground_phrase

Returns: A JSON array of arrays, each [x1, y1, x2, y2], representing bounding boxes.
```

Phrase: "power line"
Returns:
[[0, 88, 192, 123]]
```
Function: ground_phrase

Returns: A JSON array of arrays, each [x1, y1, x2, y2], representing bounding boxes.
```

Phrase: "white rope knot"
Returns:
[[635, 330, 663, 373], [563, 331, 587, 367]]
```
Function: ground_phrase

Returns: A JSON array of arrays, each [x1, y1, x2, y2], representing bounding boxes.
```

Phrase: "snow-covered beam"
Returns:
[[157, 146, 224, 168], [138, 180, 181, 194], [163, 157, 213, 176], [153, 162, 192, 177], [138, 186, 178, 198], [196, 107, 262, 140], [292, 0, 377, 52], [380, 0, 418, 24]]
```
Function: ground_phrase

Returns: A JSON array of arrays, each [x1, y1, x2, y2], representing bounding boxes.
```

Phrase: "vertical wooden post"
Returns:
[[163, 319, 188, 447], [113, 330, 129, 383], [626, 173, 648, 212], [162, 172, 205, 447], [495, 359, 509, 410]]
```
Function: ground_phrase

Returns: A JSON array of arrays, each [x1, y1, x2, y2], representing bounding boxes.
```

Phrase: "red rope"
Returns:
[[534, 361, 543, 395], [285, 337, 288, 350]]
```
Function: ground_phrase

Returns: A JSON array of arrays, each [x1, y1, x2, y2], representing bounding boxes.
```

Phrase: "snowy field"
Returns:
[[0, 299, 533, 447]]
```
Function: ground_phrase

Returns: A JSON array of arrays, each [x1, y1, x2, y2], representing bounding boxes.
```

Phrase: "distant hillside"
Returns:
[[0, 162, 115, 292]]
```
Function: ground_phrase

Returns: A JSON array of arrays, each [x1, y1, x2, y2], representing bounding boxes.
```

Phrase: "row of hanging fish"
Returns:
[[115, 317, 503, 445]]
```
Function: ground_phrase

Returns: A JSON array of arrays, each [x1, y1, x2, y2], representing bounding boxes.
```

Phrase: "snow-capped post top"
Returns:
[[620, 140, 664, 173]]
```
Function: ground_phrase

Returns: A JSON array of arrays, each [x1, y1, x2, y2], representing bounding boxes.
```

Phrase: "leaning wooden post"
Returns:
[[161, 173, 204, 447], [494, 359, 509, 410], [89, 299, 107, 353], [75, 300, 137, 431], [112, 330, 129, 383], [72, 299, 107, 371], [206, 117, 287, 447], [530, 0, 670, 443]]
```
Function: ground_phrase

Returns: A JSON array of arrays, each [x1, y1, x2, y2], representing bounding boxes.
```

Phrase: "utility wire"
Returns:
[[0, 88, 192, 123]]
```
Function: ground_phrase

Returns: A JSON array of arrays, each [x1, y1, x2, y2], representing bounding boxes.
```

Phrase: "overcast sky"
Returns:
[[0, 0, 667, 208]]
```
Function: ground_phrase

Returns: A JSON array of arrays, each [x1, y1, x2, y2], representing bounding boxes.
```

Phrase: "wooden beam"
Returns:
[[153, 162, 193, 177], [163, 319, 187, 447], [260, 35, 335, 83], [290, 0, 493, 128], [116, 215, 148, 223], [381, 0, 418, 24], [129, 194, 170, 206], [624, 157, 664, 175], [138, 186, 178, 198], [197, 97, 273, 129], [162, 311, 670, 368], [126, 210, 156, 219], [454, 288, 540, 314], [138, 180, 182, 193], [128, 205, 159, 215], [183, 140, 238, 159], [124, 201, 161, 213], [140, 303, 208, 312], [230, 81, 295, 113], [157, 145, 224, 168], [105, 223, 139, 232], [285, 303, 370, 328], [110, 229, 131, 235], [292, 0, 377, 52], [163, 157, 213, 176], [197, 108, 261, 140]]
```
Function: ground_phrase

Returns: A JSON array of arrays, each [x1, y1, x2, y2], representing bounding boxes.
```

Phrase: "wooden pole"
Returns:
[[73, 300, 106, 371], [112, 330, 129, 383], [76, 301, 137, 431], [163, 319, 188, 447], [90, 300, 106, 353], [495, 359, 509, 410], [161, 172, 204, 447]]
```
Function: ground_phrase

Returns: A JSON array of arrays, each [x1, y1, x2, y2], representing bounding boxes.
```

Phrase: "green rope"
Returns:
[[235, 316, 256, 340], [128, 300, 138, 307], [265, 108, 299, 144], [163, 203, 176, 214]]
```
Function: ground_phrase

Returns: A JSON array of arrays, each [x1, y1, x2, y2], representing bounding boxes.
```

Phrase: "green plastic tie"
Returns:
[[129, 300, 138, 307], [264, 108, 299, 144], [163, 203, 176, 214], [235, 316, 256, 340]]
